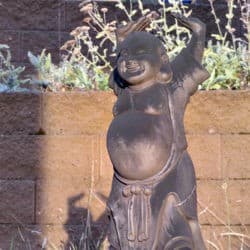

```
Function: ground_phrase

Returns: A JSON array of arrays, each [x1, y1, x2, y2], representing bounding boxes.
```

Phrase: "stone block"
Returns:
[[63, 1, 245, 38], [88, 135, 113, 221], [187, 134, 221, 179], [38, 223, 109, 249], [0, 136, 40, 179], [21, 31, 61, 63], [99, 134, 113, 180], [221, 135, 250, 179], [201, 225, 250, 250], [41, 224, 76, 249], [0, 180, 35, 223], [0, 31, 20, 62], [192, 4, 245, 41], [0, 135, 98, 180], [0, 223, 108, 249], [0, 93, 41, 135], [0, 225, 42, 249], [90, 177, 112, 222], [35, 135, 102, 224], [36, 179, 89, 225], [36, 137, 101, 224], [185, 91, 250, 134], [2, 91, 244, 136], [64, 1, 83, 32], [41, 92, 115, 135], [38, 135, 100, 182], [0, 0, 62, 31], [197, 180, 250, 225]]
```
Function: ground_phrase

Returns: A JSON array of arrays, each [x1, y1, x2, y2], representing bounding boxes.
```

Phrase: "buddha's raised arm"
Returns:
[[170, 14, 210, 96]]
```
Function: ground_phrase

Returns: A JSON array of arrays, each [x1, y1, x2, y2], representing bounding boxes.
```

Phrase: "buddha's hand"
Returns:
[[116, 11, 159, 44], [171, 13, 205, 34]]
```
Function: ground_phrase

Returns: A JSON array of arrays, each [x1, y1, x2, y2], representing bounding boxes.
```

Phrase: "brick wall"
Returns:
[[0, 0, 245, 75], [0, 91, 249, 249]]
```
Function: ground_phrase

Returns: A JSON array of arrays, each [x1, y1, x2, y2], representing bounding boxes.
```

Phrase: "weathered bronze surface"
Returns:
[[107, 13, 209, 250]]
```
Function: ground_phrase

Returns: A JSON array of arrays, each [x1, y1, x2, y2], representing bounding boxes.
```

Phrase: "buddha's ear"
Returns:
[[108, 67, 128, 96], [157, 48, 173, 84]]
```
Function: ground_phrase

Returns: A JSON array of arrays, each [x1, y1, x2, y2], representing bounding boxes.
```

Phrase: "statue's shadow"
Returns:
[[64, 193, 109, 250]]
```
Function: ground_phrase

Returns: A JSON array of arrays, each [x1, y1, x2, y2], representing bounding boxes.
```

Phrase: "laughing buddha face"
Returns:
[[117, 32, 172, 89]]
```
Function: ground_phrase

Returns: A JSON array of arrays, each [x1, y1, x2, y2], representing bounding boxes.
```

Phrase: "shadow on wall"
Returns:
[[64, 193, 109, 250], [0, 92, 112, 249]]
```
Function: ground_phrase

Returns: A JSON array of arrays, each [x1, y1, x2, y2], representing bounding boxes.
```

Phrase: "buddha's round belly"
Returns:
[[107, 111, 173, 180]]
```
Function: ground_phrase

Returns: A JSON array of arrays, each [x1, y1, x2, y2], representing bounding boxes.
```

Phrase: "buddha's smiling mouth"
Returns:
[[126, 60, 143, 72], [119, 60, 145, 76]]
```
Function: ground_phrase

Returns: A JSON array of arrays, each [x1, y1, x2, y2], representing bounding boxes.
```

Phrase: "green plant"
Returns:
[[28, 50, 109, 91], [74, 0, 191, 56], [30, 0, 249, 91], [31, 0, 192, 91], [201, 0, 249, 90], [28, 50, 102, 91], [0, 44, 29, 92], [201, 41, 249, 90]]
